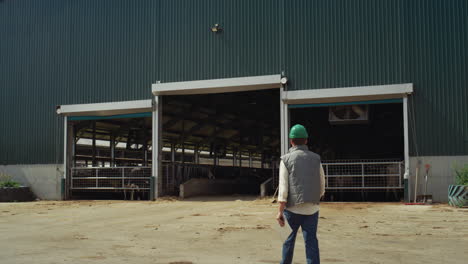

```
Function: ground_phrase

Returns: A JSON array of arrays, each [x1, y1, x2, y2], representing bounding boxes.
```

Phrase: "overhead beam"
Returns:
[[282, 83, 413, 105], [57, 100, 152, 117], [152, 75, 281, 96], [163, 132, 278, 151]]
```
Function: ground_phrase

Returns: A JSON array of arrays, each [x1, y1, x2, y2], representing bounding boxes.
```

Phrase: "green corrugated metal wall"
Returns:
[[158, 0, 280, 82], [0, 0, 467, 164], [284, 0, 405, 89], [0, 0, 159, 164], [404, 0, 468, 156], [284, 0, 468, 156]]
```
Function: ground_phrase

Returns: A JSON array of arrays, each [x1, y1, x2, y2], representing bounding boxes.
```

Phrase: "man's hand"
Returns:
[[276, 212, 285, 227], [277, 201, 286, 227]]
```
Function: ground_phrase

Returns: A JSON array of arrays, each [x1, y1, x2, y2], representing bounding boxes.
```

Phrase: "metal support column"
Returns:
[[95, 168, 99, 188], [121, 167, 125, 188], [238, 133, 242, 170], [280, 85, 289, 156], [214, 149, 219, 166], [92, 121, 97, 167], [181, 120, 185, 164], [152, 95, 162, 200], [143, 124, 148, 167], [361, 164, 365, 188], [194, 145, 199, 164], [72, 125, 77, 167], [233, 149, 237, 167], [110, 134, 115, 167], [238, 150, 242, 168], [171, 142, 176, 192], [403, 96, 410, 202], [62, 116, 69, 200], [171, 143, 176, 162], [325, 164, 329, 187], [399, 161, 402, 187]]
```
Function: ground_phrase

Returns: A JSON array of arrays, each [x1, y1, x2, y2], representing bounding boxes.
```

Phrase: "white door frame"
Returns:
[[56, 100, 153, 199], [152, 75, 282, 96], [58, 82, 413, 200], [152, 75, 283, 199], [283, 83, 413, 201], [152, 78, 413, 200], [152, 96, 162, 199]]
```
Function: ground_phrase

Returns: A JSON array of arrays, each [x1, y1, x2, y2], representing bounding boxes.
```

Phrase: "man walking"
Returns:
[[276, 124, 325, 264]]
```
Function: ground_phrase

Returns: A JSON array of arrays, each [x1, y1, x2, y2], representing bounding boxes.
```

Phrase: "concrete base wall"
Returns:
[[3, 156, 466, 202], [408, 156, 468, 203], [0, 164, 62, 200], [180, 178, 258, 199]]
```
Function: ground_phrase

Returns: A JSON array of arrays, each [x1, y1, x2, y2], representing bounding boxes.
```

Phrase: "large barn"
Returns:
[[1, 0, 467, 202]]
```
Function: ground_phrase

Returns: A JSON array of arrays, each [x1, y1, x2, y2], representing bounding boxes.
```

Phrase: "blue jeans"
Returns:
[[281, 210, 320, 264]]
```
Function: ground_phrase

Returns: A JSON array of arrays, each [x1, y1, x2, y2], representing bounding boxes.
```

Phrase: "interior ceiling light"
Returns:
[[210, 24, 223, 33]]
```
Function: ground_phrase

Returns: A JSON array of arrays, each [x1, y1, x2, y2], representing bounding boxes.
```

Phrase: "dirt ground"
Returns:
[[0, 197, 467, 264]]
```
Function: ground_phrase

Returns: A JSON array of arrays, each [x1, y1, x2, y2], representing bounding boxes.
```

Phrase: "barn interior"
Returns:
[[290, 102, 405, 201], [66, 95, 404, 201], [68, 114, 153, 200], [161, 89, 281, 198], [66, 89, 281, 200]]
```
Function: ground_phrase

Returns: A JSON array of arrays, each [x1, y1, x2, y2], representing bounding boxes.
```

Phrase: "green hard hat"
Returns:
[[289, 124, 309, 138]]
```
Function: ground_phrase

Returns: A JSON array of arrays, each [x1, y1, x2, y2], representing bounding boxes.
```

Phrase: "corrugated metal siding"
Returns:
[[158, 0, 280, 82], [67, 0, 159, 104], [404, 0, 468, 156], [284, 0, 468, 156], [1, 0, 467, 164], [284, 0, 405, 90], [0, 1, 71, 164], [0, 0, 159, 164]]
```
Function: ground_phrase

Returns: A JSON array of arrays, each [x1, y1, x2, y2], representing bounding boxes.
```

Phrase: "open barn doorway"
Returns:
[[160, 89, 281, 198], [290, 101, 405, 201], [67, 114, 153, 200]]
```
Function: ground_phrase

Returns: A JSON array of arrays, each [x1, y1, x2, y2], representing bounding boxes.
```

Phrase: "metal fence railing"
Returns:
[[71, 167, 151, 191], [323, 160, 404, 190], [70, 161, 403, 195]]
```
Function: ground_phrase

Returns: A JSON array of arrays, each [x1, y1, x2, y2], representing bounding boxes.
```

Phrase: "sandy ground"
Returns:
[[0, 197, 467, 264]]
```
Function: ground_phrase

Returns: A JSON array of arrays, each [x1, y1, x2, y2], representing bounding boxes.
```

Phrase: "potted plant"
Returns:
[[0, 173, 36, 202], [448, 164, 468, 207]]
